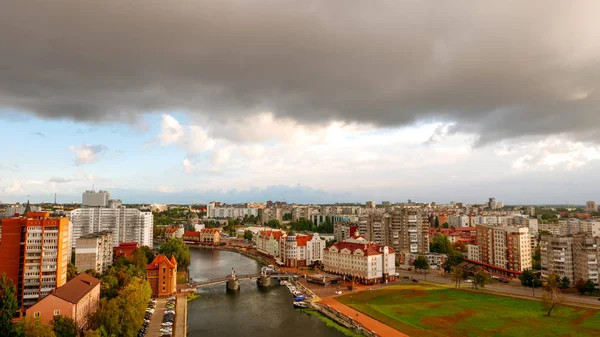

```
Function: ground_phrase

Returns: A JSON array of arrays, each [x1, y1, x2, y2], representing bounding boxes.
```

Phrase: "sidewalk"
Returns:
[[174, 295, 187, 337], [319, 298, 409, 337]]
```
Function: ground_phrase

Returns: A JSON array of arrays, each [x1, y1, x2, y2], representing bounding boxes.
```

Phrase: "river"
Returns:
[[187, 247, 347, 337]]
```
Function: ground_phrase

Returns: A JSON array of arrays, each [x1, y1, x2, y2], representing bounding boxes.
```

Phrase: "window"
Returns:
[[34, 312, 41, 318], [163, 267, 166, 273], [54, 310, 60, 316]]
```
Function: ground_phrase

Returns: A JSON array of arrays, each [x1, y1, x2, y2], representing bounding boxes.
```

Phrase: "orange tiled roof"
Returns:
[[200, 228, 220, 233], [295, 235, 312, 247], [183, 230, 200, 238], [165, 228, 177, 233], [146, 254, 177, 270]]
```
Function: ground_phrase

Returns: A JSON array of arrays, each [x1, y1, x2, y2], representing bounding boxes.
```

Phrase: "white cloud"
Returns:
[[4, 180, 24, 194], [508, 138, 600, 170], [69, 143, 107, 165], [156, 186, 177, 193], [158, 114, 185, 145]]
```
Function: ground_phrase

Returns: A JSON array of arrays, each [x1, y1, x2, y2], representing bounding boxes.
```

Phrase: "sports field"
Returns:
[[336, 283, 600, 337]]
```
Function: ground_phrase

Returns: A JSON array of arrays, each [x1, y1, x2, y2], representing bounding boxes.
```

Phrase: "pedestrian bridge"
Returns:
[[190, 274, 297, 288]]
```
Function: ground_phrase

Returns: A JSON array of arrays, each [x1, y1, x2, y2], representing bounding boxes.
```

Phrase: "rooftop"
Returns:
[[52, 273, 100, 304]]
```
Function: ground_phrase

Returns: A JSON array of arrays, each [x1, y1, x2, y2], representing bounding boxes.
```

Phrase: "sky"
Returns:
[[1, 1, 600, 205]]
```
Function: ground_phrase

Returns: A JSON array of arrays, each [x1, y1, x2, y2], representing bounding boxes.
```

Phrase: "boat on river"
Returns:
[[293, 301, 308, 308]]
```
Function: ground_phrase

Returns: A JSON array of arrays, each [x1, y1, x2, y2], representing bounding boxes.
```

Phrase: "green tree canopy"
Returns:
[[0, 273, 18, 337], [560, 276, 570, 289], [575, 279, 587, 295], [15, 317, 56, 337], [413, 255, 430, 280], [53, 315, 78, 337], [431, 234, 454, 254], [266, 219, 282, 229], [67, 263, 78, 281], [472, 267, 490, 291], [584, 279, 596, 294], [243, 230, 253, 241], [158, 238, 190, 269]]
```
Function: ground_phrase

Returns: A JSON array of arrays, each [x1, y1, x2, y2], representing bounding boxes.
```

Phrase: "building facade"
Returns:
[[323, 240, 396, 284], [476, 225, 531, 272], [541, 234, 600, 286], [75, 231, 113, 274], [146, 254, 178, 297], [199, 228, 221, 244], [26, 273, 100, 330], [0, 212, 71, 317], [69, 206, 153, 248]]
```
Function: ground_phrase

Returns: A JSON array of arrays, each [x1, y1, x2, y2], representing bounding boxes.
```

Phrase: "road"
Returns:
[[146, 298, 166, 337], [396, 269, 600, 308]]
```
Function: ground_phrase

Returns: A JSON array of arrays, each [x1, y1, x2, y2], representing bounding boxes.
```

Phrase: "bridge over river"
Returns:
[[190, 273, 297, 288]]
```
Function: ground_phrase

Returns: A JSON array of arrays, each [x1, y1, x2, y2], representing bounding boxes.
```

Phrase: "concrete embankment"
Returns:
[[308, 302, 378, 337]]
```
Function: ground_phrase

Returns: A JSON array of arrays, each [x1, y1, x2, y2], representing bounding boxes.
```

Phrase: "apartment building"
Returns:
[[476, 225, 531, 272], [323, 239, 395, 284], [69, 205, 153, 248], [207, 202, 259, 218], [540, 235, 574, 284], [306, 233, 326, 266], [0, 212, 71, 317], [75, 231, 113, 274], [386, 209, 430, 254], [541, 235, 599, 286], [586, 201, 598, 213]]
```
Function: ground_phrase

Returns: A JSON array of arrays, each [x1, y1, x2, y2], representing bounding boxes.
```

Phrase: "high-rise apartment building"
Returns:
[[586, 201, 598, 213], [476, 225, 531, 272], [75, 231, 114, 274], [386, 209, 430, 254], [69, 206, 152, 248], [0, 212, 71, 317], [365, 201, 376, 209], [541, 235, 599, 286], [488, 197, 497, 210]]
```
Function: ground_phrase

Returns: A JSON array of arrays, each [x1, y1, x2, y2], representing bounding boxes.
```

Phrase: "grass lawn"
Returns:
[[337, 283, 600, 337]]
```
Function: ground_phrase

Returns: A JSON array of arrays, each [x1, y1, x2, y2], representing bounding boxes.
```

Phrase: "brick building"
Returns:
[[146, 254, 178, 297]]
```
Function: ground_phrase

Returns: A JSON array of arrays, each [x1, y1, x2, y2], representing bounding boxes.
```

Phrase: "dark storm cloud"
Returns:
[[1, 1, 599, 143]]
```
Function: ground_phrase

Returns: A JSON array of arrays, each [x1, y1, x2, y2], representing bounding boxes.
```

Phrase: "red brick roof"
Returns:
[[52, 273, 100, 304], [183, 230, 200, 238], [146, 254, 177, 270], [165, 228, 177, 233], [200, 228, 220, 233]]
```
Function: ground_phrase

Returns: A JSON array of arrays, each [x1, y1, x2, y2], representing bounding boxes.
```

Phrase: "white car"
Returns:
[[465, 279, 473, 283]]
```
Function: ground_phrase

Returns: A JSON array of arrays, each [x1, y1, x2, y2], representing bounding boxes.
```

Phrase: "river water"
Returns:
[[187, 247, 346, 337]]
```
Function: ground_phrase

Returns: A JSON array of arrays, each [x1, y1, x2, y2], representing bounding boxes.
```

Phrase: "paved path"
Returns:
[[319, 298, 409, 337], [146, 298, 166, 337], [174, 295, 187, 337]]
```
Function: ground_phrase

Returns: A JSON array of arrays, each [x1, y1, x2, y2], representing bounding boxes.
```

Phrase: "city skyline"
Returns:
[[2, 2, 600, 204]]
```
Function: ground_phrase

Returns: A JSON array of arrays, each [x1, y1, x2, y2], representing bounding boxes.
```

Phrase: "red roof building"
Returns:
[[113, 242, 139, 261], [146, 254, 178, 297]]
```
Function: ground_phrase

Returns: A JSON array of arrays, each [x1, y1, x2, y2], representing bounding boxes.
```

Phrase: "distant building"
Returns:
[[82, 190, 110, 207], [199, 228, 221, 244], [488, 197, 497, 210], [0, 212, 71, 317], [75, 231, 113, 274], [146, 255, 178, 297], [586, 201, 598, 213], [381, 201, 391, 207], [540, 234, 600, 286], [365, 201, 376, 209], [113, 242, 139, 261], [476, 225, 531, 272], [26, 273, 100, 331]]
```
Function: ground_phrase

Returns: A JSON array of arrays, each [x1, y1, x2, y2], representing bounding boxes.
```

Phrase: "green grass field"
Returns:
[[337, 283, 600, 337]]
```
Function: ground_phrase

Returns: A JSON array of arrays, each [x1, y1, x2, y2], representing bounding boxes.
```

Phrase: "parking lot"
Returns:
[[146, 298, 166, 337]]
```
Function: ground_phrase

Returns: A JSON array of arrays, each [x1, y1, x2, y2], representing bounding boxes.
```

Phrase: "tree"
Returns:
[[472, 267, 490, 291], [441, 222, 449, 228], [83, 329, 102, 337], [131, 247, 149, 274], [443, 251, 464, 273], [158, 238, 191, 269], [84, 269, 101, 279], [0, 273, 18, 337], [413, 256, 430, 280], [560, 276, 570, 289], [67, 263, 78, 281], [14, 317, 56, 337], [542, 274, 564, 316], [519, 269, 542, 295], [266, 219, 281, 229], [584, 279, 596, 294], [283, 213, 292, 221], [452, 266, 465, 288], [53, 315, 78, 337], [243, 230, 253, 241], [575, 279, 587, 295], [93, 277, 151, 337], [434, 216, 440, 228], [431, 234, 453, 254]]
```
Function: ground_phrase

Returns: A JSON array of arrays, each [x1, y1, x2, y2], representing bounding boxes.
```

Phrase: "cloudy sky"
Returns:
[[1, 1, 599, 204]]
